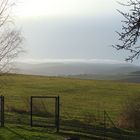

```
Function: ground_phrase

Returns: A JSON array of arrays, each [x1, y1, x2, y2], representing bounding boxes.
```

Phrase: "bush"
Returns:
[[118, 95, 140, 129]]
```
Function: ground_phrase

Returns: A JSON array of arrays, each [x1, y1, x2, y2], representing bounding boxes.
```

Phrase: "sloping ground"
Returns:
[[0, 124, 104, 140], [67, 73, 140, 83], [120, 74, 140, 83], [0, 74, 140, 139], [0, 125, 63, 140]]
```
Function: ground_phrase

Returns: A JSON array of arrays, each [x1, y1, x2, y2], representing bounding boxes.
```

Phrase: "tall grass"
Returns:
[[118, 95, 140, 129]]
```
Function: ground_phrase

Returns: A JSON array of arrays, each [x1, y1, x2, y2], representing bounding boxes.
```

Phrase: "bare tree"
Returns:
[[113, 0, 140, 61], [0, 0, 23, 74]]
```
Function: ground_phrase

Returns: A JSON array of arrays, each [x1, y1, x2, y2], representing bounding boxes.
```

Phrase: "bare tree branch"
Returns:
[[114, 0, 140, 61]]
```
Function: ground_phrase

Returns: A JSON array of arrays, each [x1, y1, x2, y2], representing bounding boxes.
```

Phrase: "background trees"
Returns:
[[0, 0, 23, 74]]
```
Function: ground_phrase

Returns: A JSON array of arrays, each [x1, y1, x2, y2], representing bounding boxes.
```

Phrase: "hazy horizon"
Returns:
[[15, 58, 133, 65]]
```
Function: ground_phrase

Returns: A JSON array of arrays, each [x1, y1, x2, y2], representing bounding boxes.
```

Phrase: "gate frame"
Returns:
[[30, 96, 60, 132]]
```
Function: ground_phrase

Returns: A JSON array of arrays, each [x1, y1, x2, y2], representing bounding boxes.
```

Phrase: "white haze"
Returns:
[[13, 0, 140, 65], [16, 58, 130, 65]]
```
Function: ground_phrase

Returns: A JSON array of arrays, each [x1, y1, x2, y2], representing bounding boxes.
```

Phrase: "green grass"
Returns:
[[2, 74, 140, 117], [0, 124, 64, 140], [0, 74, 140, 139]]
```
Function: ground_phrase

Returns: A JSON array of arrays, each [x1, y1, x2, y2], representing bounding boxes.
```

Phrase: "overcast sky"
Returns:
[[13, 0, 138, 64]]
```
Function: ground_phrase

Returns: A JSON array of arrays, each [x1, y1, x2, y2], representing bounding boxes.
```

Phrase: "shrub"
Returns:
[[118, 95, 140, 129]]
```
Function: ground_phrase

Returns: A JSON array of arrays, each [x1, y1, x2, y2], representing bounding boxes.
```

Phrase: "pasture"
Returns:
[[0, 74, 140, 139]]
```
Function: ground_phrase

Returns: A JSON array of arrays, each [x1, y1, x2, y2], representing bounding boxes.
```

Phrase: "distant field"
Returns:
[[1, 74, 140, 119], [0, 74, 140, 139], [67, 74, 140, 83]]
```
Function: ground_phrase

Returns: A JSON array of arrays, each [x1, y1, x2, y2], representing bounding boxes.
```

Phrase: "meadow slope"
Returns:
[[0, 74, 140, 139], [1, 74, 140, 120]]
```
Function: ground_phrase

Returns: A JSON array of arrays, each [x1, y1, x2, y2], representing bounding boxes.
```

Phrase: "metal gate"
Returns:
[[30, 96, 60, 132]]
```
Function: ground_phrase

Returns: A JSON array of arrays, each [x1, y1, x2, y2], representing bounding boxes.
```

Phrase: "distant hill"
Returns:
[[14, 62, 140, 76], [131, 71, 140, 75]]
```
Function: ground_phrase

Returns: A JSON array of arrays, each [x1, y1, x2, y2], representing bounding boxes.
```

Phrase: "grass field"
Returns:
[[0, 74, 140, 139]]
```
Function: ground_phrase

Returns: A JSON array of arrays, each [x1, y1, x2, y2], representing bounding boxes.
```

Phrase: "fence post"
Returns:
[[56, 96, 60, 132], [30, 96, 33, 127], [1, 96, 4, 127], [104, 110, 106, 140]]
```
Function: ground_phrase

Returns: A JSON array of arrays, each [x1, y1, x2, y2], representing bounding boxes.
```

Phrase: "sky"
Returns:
[[12, 0, 137, 64]]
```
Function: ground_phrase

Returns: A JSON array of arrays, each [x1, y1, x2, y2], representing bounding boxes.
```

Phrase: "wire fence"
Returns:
[[0, 95, 139, 140]]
